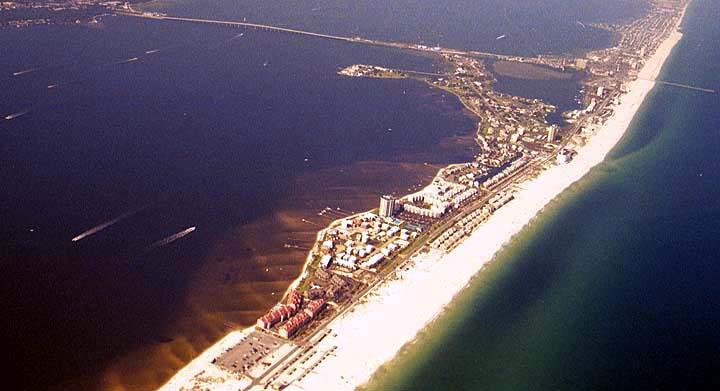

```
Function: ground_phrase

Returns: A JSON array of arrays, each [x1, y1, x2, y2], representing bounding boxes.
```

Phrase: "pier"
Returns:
[[639, 77, 716, 93], [656, 80, 716, 93]]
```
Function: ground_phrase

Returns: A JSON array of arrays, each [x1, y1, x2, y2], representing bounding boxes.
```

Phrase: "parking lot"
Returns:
[[215, 331, 288, 377]]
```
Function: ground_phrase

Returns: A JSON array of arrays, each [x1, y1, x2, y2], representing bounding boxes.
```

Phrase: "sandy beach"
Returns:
[[281, 13, 686, 391], [159, 5, 687, 390]]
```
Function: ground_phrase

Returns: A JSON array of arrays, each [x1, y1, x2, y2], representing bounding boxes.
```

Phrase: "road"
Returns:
[[239, 100, 601, 389], [117, 11, 528, 63], [112, 10, 617, 389]]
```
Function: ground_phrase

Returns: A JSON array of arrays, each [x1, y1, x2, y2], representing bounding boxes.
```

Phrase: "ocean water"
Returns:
[[0, 1, 649, 390], [364, 0, 720, 389]]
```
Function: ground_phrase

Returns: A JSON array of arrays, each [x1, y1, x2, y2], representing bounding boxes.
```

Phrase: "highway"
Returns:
[[118, 12, 522, 63], [117, 13, 714, 116], [125, 13, 357, 42]]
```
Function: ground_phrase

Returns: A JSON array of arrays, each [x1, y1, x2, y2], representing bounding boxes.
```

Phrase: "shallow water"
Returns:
[[364, 1, 720, 389], [0, 1, 649, 389]]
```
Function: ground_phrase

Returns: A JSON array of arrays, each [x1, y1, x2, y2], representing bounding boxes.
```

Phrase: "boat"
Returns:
[[4, 111, 28, 120]]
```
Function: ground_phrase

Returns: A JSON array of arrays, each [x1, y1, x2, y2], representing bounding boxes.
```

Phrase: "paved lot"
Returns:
[[216, 331, 287, 378]]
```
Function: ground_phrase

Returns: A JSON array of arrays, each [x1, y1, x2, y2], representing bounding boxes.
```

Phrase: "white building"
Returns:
[[379, 195, 397, 217], [361, 253, 385, 268], [320, 254, 332, 269], [547, 126, 557, 142]]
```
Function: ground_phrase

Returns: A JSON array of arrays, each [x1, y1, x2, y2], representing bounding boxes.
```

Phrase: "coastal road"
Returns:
[[122, 13, 610, 386], [244, 136, 579, 389], [242, 78, 614, 390]]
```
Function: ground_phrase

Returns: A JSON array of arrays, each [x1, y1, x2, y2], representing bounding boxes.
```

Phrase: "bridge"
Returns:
[[129, 14, 359, 43], [118, 12, 516, 62], [119, 12, 717, 94]]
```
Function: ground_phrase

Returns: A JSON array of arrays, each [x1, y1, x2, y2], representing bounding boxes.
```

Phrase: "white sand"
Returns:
[[281, 13, 687, 391], [158, 329, 252, 391], [160, 6, 687, 390]]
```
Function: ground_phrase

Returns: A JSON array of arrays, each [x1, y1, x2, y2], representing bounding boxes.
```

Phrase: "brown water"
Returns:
[[97, 121, 477, 391]]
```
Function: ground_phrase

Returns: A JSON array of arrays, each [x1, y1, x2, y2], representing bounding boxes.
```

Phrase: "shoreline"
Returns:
[[278, 6, 688, 391], [158, 3, 688, 390]]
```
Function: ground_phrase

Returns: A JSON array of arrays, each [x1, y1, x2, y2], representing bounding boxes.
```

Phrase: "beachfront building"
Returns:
[[257, 304, 295, 330], [287, 289, 303, 312], [379, 195, 397, 217], [361, 253, 385, 268], [303, 299, 326, 318], [277, 299, 327, 339], [482, 157, 528, 189], [278, 312, 311, 339], [556, 148, 576, 164], [401, 178, 479, 218]]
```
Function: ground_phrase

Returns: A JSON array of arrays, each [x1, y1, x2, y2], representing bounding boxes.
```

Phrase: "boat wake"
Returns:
[[147, 226, 196, 250], [108, 57, 140, 66], [12, 68, 38, 76], [228, 33, 245, 42], [71, 208, 143, 242], [4, 111, 29, 120]]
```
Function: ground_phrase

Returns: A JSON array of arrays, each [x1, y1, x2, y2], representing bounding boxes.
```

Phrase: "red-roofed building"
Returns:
[[303, 299, 326, 318], [286, 289, 303, 312], [256, 304, 295, 330], [278, 312, 311, 339]]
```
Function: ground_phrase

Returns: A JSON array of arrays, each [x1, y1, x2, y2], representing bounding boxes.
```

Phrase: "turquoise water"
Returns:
[[0, 1, 701, 390], [364, 1, 720, 389]]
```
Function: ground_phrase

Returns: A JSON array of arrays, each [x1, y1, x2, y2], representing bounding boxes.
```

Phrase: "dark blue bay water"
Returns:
[[492, 70, 583, 125], [0, 16, 476, 390], [364, 0, 720, 389], [139, 0, 645, 55]]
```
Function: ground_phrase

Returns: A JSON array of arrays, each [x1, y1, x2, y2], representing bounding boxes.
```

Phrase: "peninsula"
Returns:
[[154, 1, 693, 390]]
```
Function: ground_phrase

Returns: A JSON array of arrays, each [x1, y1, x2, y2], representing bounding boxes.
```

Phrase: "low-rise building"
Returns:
[[303, 299, 326, 318], [278, 312, 311, 339]]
